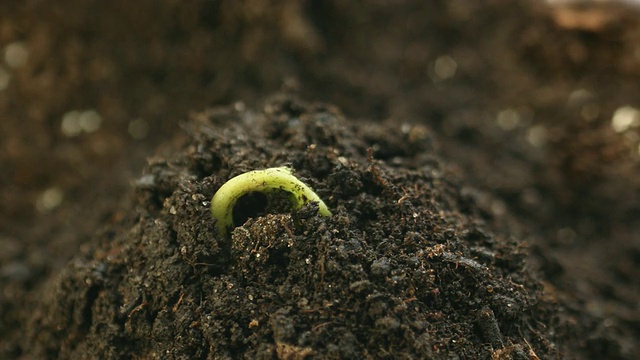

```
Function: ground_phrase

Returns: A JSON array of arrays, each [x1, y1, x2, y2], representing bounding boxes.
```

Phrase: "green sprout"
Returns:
[[211, 167, 332, 237]]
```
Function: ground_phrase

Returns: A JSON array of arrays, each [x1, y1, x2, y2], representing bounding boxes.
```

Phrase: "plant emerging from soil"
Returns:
[[210, 166, 331, 237]]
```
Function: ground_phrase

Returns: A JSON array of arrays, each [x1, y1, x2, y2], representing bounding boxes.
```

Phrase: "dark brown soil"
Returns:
[[1, 1, 639, 359]]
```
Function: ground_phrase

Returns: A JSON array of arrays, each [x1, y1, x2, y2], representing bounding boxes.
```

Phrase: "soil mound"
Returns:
[[25, 96, 557, 359]]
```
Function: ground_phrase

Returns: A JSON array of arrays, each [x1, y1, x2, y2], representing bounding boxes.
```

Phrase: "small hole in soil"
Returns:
[[267, 247, 290, 269], [232, 190, 294, 227]]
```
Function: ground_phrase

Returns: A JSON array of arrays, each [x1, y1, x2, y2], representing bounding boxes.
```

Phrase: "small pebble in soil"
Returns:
[[611, 106, 640, 133], [35, 186, 64, 212], [61, 110, 103, 137], [4, 42, 29, 68]]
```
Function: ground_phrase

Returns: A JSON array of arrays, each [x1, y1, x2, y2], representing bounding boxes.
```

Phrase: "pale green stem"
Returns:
[[211, 167, 331, 237]]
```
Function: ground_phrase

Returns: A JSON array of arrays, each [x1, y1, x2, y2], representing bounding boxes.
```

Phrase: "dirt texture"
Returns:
[[1, 0, 639, 359]]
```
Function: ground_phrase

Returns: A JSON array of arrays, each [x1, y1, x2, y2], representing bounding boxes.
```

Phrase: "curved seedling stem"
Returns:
[[211, 167, 331, 237]]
